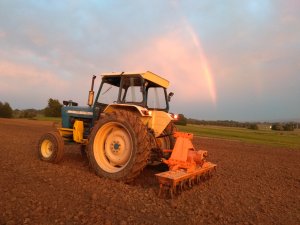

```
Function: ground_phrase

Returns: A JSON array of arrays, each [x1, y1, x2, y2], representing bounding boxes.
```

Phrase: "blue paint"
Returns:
[[61, 106, 93, 128]]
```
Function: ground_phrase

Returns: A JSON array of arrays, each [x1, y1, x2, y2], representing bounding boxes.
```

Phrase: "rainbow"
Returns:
[[184, 21, 217, 106]]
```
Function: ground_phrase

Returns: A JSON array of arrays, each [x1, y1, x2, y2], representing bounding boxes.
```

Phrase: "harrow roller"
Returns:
[[156, 162, 216, 198]]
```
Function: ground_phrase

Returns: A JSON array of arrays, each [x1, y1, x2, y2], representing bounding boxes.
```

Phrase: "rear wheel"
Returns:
[[37, 131, 64, 163], [159, 122, 177, 159], [88, 110, 151, 182], [165, 122, 177, 149]]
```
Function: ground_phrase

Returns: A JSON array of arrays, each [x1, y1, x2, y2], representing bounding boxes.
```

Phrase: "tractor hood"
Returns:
[[61, 106, 93, 128]]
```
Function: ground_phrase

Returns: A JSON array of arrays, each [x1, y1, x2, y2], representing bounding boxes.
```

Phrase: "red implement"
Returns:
[[155, 132, 216, 198]]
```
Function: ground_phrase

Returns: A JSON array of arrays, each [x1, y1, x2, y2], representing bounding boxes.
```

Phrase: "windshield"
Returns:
[[98, 82, 120, 104]]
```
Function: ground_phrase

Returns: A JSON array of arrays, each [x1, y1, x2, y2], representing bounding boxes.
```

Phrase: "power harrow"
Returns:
[[155, 132, 216, 198]]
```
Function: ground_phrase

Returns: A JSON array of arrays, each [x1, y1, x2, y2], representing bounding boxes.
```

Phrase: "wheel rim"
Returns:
[[93, 122, 133, 173], [41, 139, 53, 158]]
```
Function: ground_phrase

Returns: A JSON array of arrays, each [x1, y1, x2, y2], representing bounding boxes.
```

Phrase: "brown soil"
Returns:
[[0, 118, 299, 225]]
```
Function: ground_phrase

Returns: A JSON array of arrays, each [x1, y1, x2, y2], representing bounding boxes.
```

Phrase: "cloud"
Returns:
[[0, 0, 299, 120], [0, 60, 65, 86], [0, 59, 68, 108], [0, 31, 6, 38], [119, 26, 217, 107]]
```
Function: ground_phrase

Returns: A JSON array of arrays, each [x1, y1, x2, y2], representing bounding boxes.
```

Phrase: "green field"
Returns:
[[33, 114, 62, 122], [177, 124, 300, 149]]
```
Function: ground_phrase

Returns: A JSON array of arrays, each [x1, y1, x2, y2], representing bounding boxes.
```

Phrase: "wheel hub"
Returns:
[[111, 141, 121, 153], [41, 139, 53, 158]]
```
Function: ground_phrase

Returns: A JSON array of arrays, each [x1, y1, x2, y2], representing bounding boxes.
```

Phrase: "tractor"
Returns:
[[38, 71, 177, 182], [38, 71, 216, 196]]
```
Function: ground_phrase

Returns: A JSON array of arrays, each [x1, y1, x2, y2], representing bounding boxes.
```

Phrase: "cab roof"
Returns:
[[100, 71, 169, 88]]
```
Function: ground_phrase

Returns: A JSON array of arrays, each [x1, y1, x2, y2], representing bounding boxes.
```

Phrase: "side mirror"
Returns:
[[168, 92, 174, 102]]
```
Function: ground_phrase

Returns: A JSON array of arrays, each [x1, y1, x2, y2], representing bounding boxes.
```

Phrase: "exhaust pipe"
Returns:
[[88, 75, 96, 107]]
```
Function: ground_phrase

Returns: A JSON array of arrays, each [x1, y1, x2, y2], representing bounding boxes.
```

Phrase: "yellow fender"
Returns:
[[104, 104, 172, 137]]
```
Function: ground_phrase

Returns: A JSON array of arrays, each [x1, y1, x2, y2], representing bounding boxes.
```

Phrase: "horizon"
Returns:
[[6, 103, 300, 124], [1, 1, 299, 121]]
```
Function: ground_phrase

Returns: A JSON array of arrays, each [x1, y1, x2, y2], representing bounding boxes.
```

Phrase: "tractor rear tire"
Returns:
[[158, 122, 177, 160], [165, 122, 177, 149], [37, 131, 64, 163], [87, 110, 151, 182]]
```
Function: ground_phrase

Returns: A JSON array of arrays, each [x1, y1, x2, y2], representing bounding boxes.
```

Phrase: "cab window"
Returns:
[[147, 87, 167, 109]]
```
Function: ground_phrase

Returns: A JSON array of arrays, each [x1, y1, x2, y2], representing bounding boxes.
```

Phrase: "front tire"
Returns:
[[87, 110, 151, 182], [37, 131, 64, 163]]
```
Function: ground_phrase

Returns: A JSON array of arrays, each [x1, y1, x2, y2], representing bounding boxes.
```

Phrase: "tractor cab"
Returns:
[[93, 71, 173, 119]]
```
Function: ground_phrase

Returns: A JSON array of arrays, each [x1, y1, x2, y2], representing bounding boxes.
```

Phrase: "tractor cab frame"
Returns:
[[92, 72, 173, 118]]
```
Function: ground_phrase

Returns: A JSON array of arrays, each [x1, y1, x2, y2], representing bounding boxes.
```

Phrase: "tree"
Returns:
[[44, 98, 62, 117], [0, 101, 13, 118], [271, 123, 295, 131], [283, 123, 295, 131], [271, 123, 284, 131], [248, 123, 259, 130], [174, 114, 187, 126], [19, 109, 38, 118]]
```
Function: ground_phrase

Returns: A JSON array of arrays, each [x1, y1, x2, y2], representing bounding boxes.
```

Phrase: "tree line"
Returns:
[[0, 98, 62, 119], [0, 102, 13, 118], [174, 114, 299, 131]]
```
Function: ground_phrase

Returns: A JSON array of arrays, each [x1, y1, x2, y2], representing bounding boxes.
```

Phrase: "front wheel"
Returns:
[[87, 110, 151, 182], [37, 131, 64, 163]]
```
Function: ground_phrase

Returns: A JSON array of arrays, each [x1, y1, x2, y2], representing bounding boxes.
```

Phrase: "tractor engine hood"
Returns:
[[61, 106, 93, 128]]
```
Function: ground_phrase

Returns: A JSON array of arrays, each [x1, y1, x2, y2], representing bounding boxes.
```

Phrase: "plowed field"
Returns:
[[0, 119, 299, 225]]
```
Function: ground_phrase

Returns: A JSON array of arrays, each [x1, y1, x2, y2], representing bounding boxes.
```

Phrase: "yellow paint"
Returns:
[[141, 71, 169, 88], [148, 111, 172, 137], [73, 120, 84, 143], [100, 71, 169, 88], [58, 121, 87, 144]]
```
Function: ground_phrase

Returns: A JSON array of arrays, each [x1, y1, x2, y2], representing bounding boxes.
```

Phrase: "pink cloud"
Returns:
[[0, 31, 6, 38], [0, 60, 67, 93], [120, 28, 217, 105]]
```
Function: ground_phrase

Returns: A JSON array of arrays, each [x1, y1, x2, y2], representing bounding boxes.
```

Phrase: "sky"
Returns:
[[0, 0, 299, 121]]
